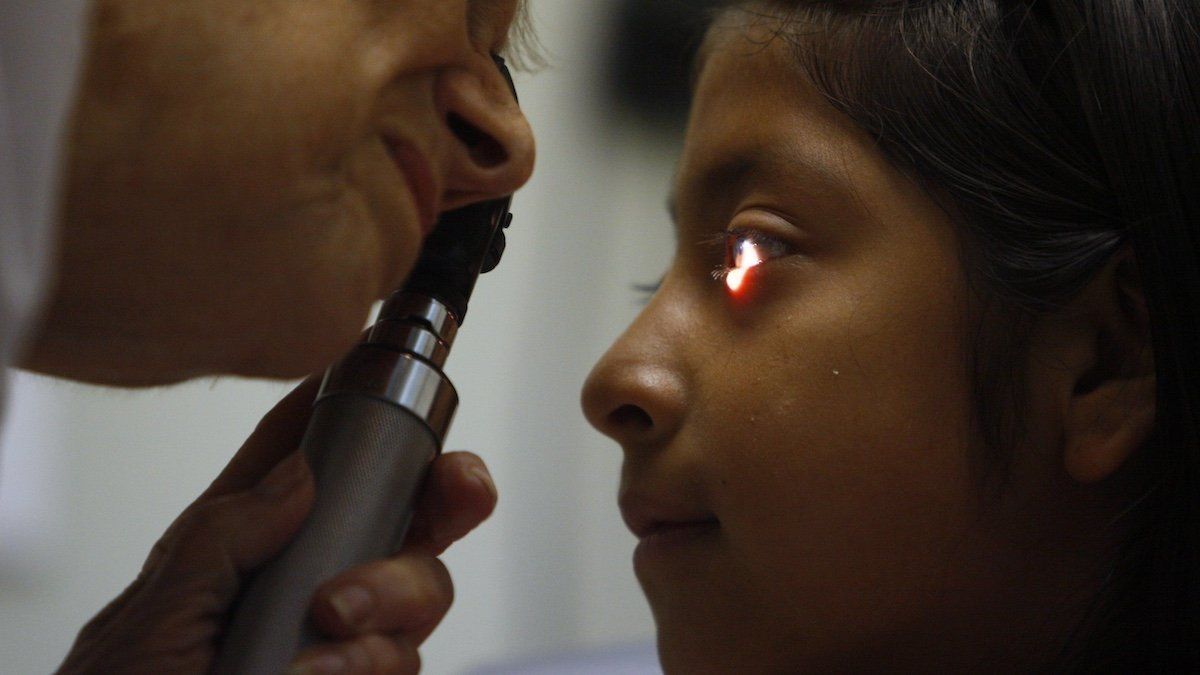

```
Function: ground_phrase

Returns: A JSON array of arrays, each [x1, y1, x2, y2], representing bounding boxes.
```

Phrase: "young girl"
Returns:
[[582, 1, 1198, 671]]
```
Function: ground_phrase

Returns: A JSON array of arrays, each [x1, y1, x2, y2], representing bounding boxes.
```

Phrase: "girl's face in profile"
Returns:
[[583, 11, 1106, 673]]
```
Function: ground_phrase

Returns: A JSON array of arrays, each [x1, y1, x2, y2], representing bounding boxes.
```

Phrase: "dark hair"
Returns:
[[713, 0, 1200, 670]]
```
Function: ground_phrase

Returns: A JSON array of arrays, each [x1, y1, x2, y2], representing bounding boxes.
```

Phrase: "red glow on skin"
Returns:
[[726, 239, 764, 293]]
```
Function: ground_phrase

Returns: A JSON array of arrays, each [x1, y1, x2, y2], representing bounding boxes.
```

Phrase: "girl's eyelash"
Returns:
[[697, 232, 731, 280], [698, 231, 728, 252], [711, 228, 791, 280], [635, 228, 792, 301]]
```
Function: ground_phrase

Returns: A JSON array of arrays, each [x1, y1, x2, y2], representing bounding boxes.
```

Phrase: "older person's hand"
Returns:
[[56, 377, 497, 674]]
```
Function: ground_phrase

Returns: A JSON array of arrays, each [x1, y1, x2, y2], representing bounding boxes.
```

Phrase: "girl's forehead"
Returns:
[[693, 12, 820, 109], [695, 5, 811, 87], [678, 7, 920, 243]]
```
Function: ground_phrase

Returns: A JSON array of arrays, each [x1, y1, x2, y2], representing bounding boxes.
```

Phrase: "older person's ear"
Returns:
[[1058, 250, 1156, 484]]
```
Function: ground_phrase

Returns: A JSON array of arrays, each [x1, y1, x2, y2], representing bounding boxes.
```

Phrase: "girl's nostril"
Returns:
[[610, 404, 654, 432], [446, 112, 508, 168]]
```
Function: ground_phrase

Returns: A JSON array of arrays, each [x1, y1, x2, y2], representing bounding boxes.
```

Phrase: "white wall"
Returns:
[[0, 1, 681, 673]]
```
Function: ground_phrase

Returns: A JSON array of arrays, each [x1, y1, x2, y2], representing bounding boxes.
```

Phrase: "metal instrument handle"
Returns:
[[212, 393, 440, 673]]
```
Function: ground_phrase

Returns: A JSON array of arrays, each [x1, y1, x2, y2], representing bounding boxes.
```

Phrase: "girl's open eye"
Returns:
[[715, 228, 792, 292]]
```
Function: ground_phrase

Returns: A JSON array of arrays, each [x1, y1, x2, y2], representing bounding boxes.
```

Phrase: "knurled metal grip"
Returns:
[[213, 394, 442, 673], [213, 297, 460, 673]]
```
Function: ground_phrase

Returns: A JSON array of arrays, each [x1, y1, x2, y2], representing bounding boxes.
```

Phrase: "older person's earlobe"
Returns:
[[1061, 250, 1156, 484]]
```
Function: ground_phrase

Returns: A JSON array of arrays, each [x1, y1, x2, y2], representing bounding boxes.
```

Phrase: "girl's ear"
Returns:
[[1059, 249, 1156, 484]]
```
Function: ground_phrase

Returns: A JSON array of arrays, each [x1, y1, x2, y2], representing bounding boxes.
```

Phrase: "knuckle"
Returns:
[[140, 538, 170, 574], [327, 556, 457, 635], [361, 634, 421, 674], [151, 497, 243, 582], [428, 558, 454, 606], [392, 640, 423, 675], [445, 449, 485, 467], [152, 510, 211, 564], [363, 556, 453, 631], [167, 496, 229, 542], [402, 557, 453, 614]]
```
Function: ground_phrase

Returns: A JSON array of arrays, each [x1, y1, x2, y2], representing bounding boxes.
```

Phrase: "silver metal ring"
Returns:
[[317, 344, 458, 444], [376, 293, 459, 345], [368, 320, 450, 366]]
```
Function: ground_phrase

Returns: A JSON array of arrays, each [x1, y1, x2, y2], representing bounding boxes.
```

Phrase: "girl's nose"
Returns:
[[581, 339, 688, 451]]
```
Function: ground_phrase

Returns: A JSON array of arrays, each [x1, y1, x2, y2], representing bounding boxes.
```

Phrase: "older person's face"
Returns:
[[26, 0, 535, 385]]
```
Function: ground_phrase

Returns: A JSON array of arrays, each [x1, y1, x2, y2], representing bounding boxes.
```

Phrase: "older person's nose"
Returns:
[[435, 63, 536, 210]]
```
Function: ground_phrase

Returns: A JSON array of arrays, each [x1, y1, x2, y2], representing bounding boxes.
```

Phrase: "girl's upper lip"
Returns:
[[619, 490, 719, 539], [386, 138, 440, 236]]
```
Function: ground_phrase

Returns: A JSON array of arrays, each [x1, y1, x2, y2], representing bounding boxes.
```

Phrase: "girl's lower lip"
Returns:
[[633, 521, 720, 566]]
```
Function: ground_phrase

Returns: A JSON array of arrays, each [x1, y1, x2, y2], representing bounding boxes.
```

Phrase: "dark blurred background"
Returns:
[[605, 0, 725, 133]]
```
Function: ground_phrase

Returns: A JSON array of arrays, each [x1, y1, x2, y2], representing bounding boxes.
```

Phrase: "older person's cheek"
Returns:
[[339, 140, 427, 297]]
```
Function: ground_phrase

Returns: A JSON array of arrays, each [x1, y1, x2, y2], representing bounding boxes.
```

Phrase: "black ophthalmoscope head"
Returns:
[[399, 54, 518, 326], [400, 196, 511, 325]]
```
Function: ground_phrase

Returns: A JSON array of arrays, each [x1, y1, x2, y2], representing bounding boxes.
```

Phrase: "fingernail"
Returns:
[[329, 585, 373, 628], [471, 466, 498, 501], [287, 653, 347, 675], [255, 452, 308, 498]]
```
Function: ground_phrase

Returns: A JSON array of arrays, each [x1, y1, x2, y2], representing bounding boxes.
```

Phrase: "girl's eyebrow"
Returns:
[[668, 155, 761, 227], [667, 146, 849, 227]]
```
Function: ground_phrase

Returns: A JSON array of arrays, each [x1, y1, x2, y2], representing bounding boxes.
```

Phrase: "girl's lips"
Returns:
[[632, 519, 721, 571], [619, 491, 719, 540], [621, 489, 720, 571], [386, 139, 439, 236], [636, 519, 721, 543]]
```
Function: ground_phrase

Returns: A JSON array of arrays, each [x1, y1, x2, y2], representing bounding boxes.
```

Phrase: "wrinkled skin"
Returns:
[[26, 0, 535, 385]]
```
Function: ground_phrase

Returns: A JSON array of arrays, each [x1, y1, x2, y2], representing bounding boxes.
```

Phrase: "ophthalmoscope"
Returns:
[[213, 56, 518, 674]]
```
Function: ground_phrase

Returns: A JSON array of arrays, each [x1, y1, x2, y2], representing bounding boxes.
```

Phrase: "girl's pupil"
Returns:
[[725, 234, 766, 292]]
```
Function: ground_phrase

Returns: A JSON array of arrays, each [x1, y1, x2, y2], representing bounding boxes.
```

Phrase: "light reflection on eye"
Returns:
[[725, 238, 763, 292], [717, 229, 789, 293]]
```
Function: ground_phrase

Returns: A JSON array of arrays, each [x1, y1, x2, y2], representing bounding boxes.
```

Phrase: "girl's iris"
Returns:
[[725, 237, 764, 292], [721, 229, 789, 292]]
